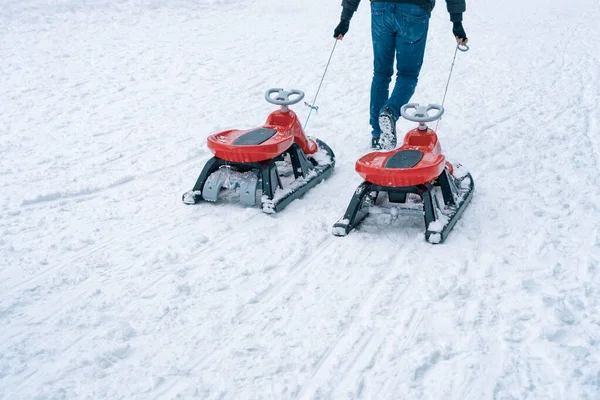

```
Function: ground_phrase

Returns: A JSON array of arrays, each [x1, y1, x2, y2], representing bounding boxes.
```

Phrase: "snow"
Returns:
[[2, 0, 600, 398], [307, 146, 334, 167]]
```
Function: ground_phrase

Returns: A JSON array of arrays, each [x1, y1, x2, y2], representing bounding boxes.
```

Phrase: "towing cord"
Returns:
[[304, 40, 339, 131], [435, 43, 469, 132]]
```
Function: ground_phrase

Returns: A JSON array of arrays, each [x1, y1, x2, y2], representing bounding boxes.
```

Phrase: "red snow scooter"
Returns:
[[332, 103, 473, 243], [182, 88, 335, 213]]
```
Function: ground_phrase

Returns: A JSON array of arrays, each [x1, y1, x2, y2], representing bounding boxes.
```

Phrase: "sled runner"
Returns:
[[182, 88, 335, 213], [332, 103, 473, 243]]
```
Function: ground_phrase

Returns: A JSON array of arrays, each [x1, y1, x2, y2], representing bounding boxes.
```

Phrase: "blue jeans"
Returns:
[[370, 3, 430, 137]]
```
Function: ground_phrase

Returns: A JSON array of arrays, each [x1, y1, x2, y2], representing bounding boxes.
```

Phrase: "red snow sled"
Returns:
[[332, 104, 474, 243], [182, 88, 335, 213]]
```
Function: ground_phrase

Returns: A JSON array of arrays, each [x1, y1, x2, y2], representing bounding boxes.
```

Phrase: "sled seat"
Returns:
[[207, 126, 294, 163], [384, 149, 423, 169], [355, 147, 446, 187], [232, 128, 277, 145]]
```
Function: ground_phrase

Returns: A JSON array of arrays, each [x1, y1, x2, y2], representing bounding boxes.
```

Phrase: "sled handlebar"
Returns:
[[401, 104, 445, 123], [265, 88, 305, 107]]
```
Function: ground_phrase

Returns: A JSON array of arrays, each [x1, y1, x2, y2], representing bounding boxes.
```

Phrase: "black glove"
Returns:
[[452, 22, 468, 43], [334, 19, 350, 39]]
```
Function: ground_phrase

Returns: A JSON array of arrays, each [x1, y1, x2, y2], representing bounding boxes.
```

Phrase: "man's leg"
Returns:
[[384, 4, 430, 119], [370, 4, 396, 141]]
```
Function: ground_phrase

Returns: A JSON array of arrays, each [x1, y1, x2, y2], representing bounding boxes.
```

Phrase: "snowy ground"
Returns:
[[2, 0, 600, 398]]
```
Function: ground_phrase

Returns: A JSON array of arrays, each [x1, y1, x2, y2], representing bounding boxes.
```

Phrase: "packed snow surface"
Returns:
[[2, 0, 600, 398]]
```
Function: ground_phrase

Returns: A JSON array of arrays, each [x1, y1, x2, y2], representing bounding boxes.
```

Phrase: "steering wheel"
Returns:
[[400, 103, 445, 123], [265, 88, 305, 106]]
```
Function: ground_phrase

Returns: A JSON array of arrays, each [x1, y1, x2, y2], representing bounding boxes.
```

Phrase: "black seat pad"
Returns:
[[232, 128, 277, 146], [384, 149, 423, 169]]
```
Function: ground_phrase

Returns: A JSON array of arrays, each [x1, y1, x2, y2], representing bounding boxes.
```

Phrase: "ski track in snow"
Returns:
[[2, 0, 600, 399]]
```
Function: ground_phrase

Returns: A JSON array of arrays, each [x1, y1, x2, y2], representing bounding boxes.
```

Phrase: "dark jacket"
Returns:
[[341, 0, 466, 22]]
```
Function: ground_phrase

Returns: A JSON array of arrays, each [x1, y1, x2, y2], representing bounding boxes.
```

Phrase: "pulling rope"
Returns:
[[304, 40, 339, 130], [435, 43, 468, 132]]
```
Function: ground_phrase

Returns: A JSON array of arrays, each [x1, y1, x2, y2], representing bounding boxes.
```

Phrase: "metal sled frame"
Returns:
[[183, 139, 335, 213], [333, 168, 474, 243]]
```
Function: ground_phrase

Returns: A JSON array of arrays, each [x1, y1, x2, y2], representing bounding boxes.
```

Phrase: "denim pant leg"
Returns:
[[384, 5, 429, 119], [369, 3, 395, 137]]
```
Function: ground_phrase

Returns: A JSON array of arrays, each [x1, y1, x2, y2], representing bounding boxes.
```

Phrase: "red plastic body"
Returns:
[[206, 109, 318, 163], [356, 127, 448, 187]]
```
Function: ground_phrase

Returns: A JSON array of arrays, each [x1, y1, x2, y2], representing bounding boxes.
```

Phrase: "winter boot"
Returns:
[[378, 108, 397, 150], [371, 135, 382, 150]]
